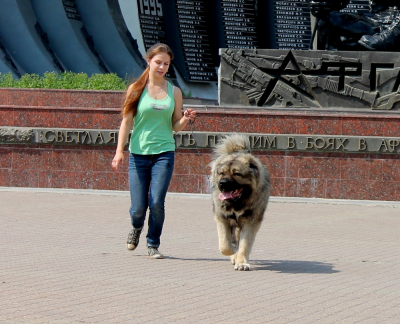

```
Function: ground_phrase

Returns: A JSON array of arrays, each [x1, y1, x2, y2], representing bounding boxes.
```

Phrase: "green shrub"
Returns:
[[0, 72, 128, 90], [18, 73, 42, 88], [42, 72, 59, 89], [57, 72, 88, 89], [0, 72, 16, 88], [87, 73, 127, 90]]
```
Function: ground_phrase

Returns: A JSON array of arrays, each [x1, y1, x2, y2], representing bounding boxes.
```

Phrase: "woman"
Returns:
[[111, 43, 196, 259]]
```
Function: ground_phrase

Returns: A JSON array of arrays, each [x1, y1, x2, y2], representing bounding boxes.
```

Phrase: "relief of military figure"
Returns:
[[219, 48, 400, 110], [310, 0, 400, 51]]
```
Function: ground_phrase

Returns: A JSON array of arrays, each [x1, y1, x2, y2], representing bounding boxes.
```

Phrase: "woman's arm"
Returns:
[[171, 86, 196, 132], [111, 111, 133, 170]]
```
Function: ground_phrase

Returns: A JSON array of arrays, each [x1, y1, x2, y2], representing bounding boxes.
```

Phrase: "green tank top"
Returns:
[[129, 81, 176, 155]]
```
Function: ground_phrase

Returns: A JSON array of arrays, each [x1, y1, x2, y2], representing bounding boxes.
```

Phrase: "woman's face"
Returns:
[[147, 52, 171, 78]]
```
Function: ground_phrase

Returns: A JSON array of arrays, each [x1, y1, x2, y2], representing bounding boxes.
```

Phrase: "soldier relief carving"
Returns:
[[219, 1, 400, 110], [310, 0, 399, 51], [219, 48, 400, 110]]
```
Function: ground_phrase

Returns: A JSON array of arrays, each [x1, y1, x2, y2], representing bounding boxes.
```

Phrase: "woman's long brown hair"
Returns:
[[121, 43, 174, 117]]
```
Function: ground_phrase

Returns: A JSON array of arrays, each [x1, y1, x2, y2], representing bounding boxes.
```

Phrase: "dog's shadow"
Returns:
[[165, 257, 339, 274], [252, 259, 339, 274]]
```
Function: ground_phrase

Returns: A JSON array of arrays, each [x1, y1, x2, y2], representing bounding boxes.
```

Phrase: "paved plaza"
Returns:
[[1, 187, 400, 323]]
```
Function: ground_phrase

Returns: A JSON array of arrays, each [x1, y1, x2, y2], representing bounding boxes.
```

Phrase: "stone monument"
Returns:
[[219, 48, 400, 110], [309, 0, 399, 51]]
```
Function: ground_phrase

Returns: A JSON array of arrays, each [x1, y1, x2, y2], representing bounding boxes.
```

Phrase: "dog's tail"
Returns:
[[214, 134, 251, 156]]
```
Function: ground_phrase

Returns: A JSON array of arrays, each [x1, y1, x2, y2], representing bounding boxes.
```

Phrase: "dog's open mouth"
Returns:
[[219, 188, 243, 201]]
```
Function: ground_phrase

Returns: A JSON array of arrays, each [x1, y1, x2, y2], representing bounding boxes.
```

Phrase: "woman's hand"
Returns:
[[184, 108, 197, 123], [112, 111, 133, 171], [171, 87, 197, 132], [111, 151, 125, 171]]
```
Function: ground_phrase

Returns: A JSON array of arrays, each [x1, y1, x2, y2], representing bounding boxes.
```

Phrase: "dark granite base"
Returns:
[[1, 88, 400, 200], [2, 145, 400, 201]]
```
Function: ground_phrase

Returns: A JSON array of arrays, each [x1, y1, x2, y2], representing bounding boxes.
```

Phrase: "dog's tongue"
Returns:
[[219, 189, 242, 201], [219, 191, 233, 200]]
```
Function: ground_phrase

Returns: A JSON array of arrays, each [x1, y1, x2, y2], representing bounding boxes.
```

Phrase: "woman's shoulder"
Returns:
[[126, 83, 136, 96], [170, 82, 182, 96]]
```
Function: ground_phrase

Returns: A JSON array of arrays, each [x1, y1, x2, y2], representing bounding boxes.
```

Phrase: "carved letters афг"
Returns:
[[219, 48, 400, 110]]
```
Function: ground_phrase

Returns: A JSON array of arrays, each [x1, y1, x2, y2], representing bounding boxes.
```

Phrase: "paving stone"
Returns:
[[0, 189, 400, 323]]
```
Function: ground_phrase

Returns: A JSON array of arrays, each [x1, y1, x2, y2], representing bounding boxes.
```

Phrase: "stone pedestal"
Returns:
[[1, 88, 400, 201]]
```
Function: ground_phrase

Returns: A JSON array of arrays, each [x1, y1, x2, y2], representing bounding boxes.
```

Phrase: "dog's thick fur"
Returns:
[[210, 134, 270, 271]]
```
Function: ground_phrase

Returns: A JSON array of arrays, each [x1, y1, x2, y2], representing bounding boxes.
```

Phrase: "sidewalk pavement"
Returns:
[[1, 187, 400, 324]]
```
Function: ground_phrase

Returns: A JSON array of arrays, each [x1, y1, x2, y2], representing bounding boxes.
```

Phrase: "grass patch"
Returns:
[[0, 72, 127, 90]]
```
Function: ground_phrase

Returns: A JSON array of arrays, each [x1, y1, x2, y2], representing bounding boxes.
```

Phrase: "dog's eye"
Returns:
[[233, 173, 242, 177]]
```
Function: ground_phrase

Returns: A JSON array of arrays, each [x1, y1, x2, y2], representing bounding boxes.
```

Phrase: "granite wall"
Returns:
[[1, 88, 400, 201]]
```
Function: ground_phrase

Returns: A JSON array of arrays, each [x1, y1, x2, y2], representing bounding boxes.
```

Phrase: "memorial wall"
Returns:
[[339, 0, 369, 14], [3, 0, 400, 201], [0, 0, 372, 84], [130, 0, 372, 83], [221, 0, 259, 49], [273, 0, 313, 50], [2, 87, 400, 201], [137, 0, 177, 78], [63, 0, 81, 20]]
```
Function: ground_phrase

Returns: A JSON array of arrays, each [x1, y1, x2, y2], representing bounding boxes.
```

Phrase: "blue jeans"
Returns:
[[128, 151, 175, 248]]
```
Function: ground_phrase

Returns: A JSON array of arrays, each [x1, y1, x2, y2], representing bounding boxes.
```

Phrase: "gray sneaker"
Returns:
[[147, 247, 164, 259], [126, 228, 142, 250]]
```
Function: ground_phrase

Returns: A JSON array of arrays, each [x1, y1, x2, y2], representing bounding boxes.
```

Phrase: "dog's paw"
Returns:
[[234, 263, 251, 271], [230, 254, 236, 265]]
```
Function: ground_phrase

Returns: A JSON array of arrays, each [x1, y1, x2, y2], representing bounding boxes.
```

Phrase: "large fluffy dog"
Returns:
[[210, 134, 270, 271]]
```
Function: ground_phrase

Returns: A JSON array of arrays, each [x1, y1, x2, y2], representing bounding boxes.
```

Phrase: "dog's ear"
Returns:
[[248, 157, 258, 170], [249, 161, 258, 170], [248, 158, 260, 177]]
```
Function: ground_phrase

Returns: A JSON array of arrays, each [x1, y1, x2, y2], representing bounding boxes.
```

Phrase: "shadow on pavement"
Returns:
[[252, 260, 340, 274], [165, 257, 339, 274], [165, 256, 228, 262]]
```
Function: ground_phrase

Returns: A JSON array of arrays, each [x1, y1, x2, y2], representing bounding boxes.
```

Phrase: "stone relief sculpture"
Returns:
[[0, 128, 33, 143], [310, 0, 399, 51], [219, 48, 400, 110]]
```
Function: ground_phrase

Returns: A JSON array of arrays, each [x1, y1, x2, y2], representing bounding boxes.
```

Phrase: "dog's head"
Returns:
[[213, 153, 261, 203]]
